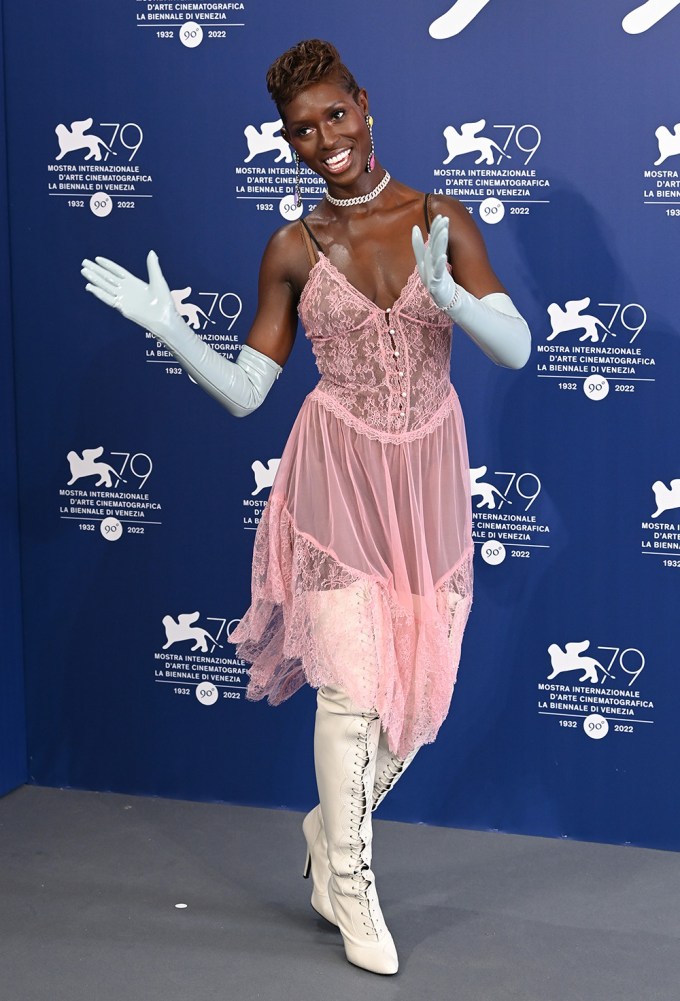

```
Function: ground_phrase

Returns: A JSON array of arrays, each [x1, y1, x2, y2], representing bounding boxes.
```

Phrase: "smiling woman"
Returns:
[[272, 45, 388, 218], [80, 36, 531, 976]]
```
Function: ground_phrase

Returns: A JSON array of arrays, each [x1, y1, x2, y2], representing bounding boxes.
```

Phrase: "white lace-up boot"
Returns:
[[302, 730, 417, 929], [371, 734, 418, 811], [313, 685, 399, 975]]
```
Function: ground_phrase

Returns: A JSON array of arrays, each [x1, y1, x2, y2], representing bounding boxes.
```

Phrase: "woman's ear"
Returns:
[[357, 89, 369, 115]]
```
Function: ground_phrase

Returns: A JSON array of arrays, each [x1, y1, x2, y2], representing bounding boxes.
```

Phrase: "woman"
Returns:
[[81, 39, 530, 976]]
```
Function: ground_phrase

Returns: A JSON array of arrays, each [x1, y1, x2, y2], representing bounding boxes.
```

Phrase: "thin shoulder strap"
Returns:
[[299, 218, 324, 265], [301, 218, 324, 254], [298, 219, 317, 268], [424, 193, 432, 233]]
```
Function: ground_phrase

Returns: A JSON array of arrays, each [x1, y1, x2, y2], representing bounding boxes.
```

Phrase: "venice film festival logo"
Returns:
[[145, 286, 243, 374], [426, 0, 680, 38], [59, 446, 159, 541], [234, 118, 324, 220], [641, 474, 680, 561], [243, 458, 280, 530], [433, 118, 547, 223], [470, 465, 550, 565], [154, 611, 246, 706], [537, 640, 653, 740], [48, 117, 150, 216], [534, 298, 655, 400]]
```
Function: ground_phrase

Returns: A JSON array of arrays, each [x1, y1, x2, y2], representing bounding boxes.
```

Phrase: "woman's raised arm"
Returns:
[[81, 224, 303, 416], [412, 199, 531, 370]]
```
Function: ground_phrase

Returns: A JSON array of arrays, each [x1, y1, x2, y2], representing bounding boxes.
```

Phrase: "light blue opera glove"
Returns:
[[412, 214, 531, 370], [81, 250, 281, 416]]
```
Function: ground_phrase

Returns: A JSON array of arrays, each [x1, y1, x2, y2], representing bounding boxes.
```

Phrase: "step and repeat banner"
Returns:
[[5, 1, 679, 848]]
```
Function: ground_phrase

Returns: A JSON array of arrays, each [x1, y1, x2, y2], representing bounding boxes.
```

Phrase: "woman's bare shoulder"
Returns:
[[428, 193, 473, 224], [263, 219, 307, 262], [260, 219, 313, 291]]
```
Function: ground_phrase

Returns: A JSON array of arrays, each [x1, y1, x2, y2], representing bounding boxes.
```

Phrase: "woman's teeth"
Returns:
[[325, 149, 351, 172]]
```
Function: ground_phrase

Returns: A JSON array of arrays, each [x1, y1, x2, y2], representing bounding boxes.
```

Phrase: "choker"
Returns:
[[325, 170, 391, 207]]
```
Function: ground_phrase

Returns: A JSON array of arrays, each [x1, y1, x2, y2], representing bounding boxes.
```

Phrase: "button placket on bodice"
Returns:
[[382, 305, 411, 433]]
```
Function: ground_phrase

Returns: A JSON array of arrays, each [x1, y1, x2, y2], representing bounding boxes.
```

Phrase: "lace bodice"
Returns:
[[298, 254, 454, 440]]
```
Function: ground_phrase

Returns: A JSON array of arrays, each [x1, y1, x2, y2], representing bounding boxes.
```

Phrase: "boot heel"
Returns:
[[302, 808, 339, 926]]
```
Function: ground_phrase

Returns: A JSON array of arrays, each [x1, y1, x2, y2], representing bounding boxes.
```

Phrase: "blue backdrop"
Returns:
[[0, 4, 26, 797], [3, 0, 679, 848]]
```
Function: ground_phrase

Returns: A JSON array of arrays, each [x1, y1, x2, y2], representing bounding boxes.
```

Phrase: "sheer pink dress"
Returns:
[[229, 204, 473, 759]]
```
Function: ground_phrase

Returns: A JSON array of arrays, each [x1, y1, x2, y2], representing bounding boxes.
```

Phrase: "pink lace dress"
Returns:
[[229, 224, 473, 758]]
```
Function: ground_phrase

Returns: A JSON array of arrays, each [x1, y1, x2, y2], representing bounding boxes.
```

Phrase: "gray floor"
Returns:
[[0, 786, 678, 1001]]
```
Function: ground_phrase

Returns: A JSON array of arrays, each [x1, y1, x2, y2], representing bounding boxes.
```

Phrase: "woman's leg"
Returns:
[[312, 684, 399, 974], [303, 726, 418, 927], [372, 729, 419, 810]]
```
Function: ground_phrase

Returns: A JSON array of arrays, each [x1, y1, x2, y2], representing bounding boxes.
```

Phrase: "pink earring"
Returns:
[[366, 115, 376, 173]]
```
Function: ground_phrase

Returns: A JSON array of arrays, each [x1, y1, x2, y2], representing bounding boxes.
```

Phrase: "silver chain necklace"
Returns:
[[325, 170, 391, 207]]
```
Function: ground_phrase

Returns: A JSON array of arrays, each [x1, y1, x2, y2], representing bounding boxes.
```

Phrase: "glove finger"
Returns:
[[431, 216, 449, 257], [81, 272, 120, 298], [146, 250, 168, 294], [430, 214, 447, 241], [93, 256, 129, 279], [420, 232, 436, 280], [85, 283, 118, 308], [81, 261, 121, 291], [432, 251, 449, 281], [411, 224, 425, 261]]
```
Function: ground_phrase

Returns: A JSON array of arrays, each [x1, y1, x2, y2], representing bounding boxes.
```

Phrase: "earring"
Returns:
[[293, 151, 301, 208], [365, 115, 376, 173]]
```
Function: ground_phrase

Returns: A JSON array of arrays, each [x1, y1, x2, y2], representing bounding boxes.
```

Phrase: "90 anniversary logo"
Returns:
[[433, 119, 549, 224], [48, 118, 151, 216], [59, 445, 161, 541], [534, 298, 657, 400], [537, 638, 654, 740], [154, 610, 247, 705], [470, 464, 552, 565]]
